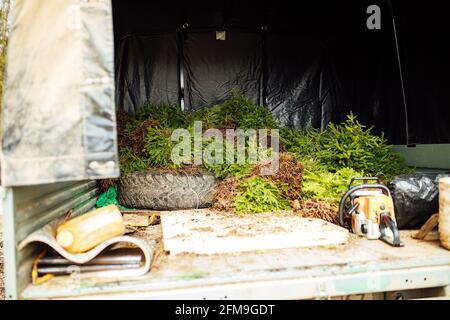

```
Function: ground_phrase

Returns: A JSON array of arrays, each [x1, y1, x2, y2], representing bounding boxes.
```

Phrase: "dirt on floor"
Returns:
[[1, 216, 4, 300]]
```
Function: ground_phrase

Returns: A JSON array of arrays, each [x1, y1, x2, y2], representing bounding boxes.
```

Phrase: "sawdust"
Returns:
[[294, 199, 340, 225], [220, 225, 289, 236], [162, 209, 349, 255], [218, 229, 256, 238], [191, 226, 214, 232], [128, 224, 163, 243]]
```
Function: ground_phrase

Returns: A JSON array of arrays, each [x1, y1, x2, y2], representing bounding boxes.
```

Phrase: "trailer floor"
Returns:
[[20, 220, 450, 300], [0, 215, 4, 300]]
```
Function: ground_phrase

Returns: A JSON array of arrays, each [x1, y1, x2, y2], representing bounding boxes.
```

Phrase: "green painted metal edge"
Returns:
[[20, 252, 450, 299], [394, 144, 450, 170], [20, 264, 450, 300], [2, 187, 18, 300]]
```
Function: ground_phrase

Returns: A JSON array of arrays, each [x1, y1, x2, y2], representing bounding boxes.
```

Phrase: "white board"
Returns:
[[161, 209, 349, 255]]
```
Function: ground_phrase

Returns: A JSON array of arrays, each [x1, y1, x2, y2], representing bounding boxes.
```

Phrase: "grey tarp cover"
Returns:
[[1, 0, 119, 186]]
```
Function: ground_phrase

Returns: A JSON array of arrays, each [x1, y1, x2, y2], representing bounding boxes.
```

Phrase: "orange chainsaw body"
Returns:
[[340, 177, 403, 246], [352, 194, 396, 231]]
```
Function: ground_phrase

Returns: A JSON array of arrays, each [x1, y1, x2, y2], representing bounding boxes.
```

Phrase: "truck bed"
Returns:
[[20, 220, 450, 300]]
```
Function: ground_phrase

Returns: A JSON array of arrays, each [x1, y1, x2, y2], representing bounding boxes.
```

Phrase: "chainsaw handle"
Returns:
[[349, 177, 380, 188], [338, 184, 392, 227]]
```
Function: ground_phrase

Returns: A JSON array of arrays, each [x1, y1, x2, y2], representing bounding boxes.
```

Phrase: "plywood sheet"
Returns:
[[161, 209, 349, 255]]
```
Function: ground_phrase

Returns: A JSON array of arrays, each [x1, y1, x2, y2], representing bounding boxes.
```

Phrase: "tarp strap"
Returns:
[[179, 6, 188, 110], [261, 29, 268, 107], [260, 4, 269, 107], [178, 30, 186, 111]]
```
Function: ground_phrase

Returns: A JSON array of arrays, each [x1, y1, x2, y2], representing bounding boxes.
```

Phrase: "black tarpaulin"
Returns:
[[112, 0, 450, 145], [265, 34, 333, 129], [395, 3, 450, 144], [321, 18, 407, 143], [183, 31, 262, 111], [115, 33, 180, 114]]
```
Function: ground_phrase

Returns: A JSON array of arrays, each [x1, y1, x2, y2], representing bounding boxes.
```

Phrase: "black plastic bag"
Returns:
[[389, 173, 450, 229]]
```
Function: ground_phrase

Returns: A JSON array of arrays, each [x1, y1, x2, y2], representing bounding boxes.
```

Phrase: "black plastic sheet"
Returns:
[[265, 34, 333, 129], [389, 173, 450, 229], [115, 33, 180, 114], [112, 0, 450, 144], [183, 31, 262, 111]]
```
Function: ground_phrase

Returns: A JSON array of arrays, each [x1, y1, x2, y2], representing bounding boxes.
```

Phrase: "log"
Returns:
[[413, 213, 439, 240], [439, 177, 450, 250]]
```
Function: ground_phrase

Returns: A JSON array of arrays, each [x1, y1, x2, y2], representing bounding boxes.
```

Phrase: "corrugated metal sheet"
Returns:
[[2, 180, 100, 299]]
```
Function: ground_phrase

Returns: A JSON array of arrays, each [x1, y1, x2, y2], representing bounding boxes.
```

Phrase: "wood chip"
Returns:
[[413, 213, 439, 240], [123, 214, 150, 227]]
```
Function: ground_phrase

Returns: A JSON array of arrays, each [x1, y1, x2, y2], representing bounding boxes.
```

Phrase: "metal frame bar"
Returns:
[[394, 144, 450, 170], [28, 263, 450, 300], [2, 186, 18, 300], [386, 0, 410, 145], [19, 245, 450, 300]]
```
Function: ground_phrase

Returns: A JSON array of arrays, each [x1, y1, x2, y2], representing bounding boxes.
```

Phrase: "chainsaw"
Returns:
[[338, 177, 403, 247]]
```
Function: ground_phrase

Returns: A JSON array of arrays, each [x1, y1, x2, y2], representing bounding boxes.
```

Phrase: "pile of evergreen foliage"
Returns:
[[102, 95, 412, 218]]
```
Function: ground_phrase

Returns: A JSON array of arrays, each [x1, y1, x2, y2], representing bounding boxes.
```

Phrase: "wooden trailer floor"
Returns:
[[20, 218, 450, 300]]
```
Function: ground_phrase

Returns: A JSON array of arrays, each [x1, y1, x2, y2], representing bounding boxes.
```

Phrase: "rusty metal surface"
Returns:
[[39, 248, 143, 266], [2, 181, 100, 299], [18, 218, 154, 278], [19, 226, 450, 300]]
